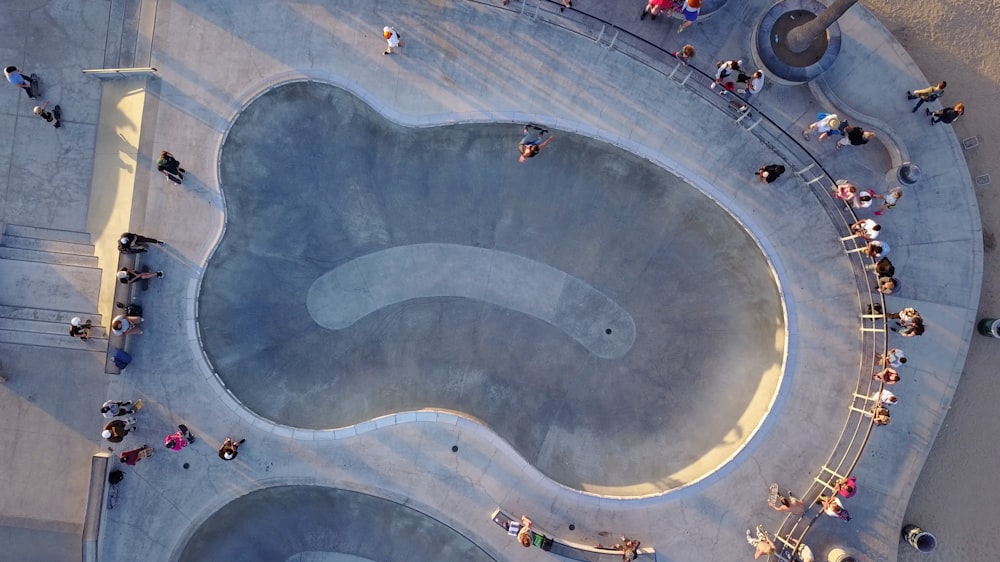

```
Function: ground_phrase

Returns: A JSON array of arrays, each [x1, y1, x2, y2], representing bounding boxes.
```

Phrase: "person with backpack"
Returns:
[[907, 81, 945, 113], [118, 232, 164, 254]]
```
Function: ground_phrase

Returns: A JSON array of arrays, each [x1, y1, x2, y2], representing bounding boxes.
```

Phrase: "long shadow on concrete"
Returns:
[[200, 82, 785, 494]]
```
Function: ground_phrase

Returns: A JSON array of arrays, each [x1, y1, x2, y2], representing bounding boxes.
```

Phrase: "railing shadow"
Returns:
[[473, 0, 890, 558]]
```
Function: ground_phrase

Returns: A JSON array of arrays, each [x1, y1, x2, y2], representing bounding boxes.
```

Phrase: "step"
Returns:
[[0, 318, 107, 338], [0, 246, 99, 268], [3, 224, 92, 245], [0, 328, 107, 352], [1, 235, 95, 256], [0, 305, 103, 326], [0, 259, 102, 312]]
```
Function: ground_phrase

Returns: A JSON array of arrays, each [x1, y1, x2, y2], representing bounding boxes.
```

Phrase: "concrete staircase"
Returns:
[[0, 225, 106, 351]]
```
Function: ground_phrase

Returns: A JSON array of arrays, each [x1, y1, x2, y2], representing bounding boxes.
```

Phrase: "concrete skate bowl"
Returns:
[[175, 486, 496, 562], [199, 81, 785, 496]]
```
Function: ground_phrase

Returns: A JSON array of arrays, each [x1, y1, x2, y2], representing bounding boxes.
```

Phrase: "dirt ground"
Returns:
[[859, 1, 1000, 560]]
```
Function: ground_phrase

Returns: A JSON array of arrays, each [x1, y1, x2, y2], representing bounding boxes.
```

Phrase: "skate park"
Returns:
[[0, 1, 993, 561]]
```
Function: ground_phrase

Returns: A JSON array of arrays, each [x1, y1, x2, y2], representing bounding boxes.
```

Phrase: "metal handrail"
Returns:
[[477, 1, 890, 558]]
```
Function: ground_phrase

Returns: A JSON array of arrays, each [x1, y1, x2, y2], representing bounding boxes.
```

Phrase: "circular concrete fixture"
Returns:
[[201, 81, 786, 496]]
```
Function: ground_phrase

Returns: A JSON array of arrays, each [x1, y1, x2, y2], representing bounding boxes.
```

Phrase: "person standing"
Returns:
[[640, 0, 669, 20], [756, 164, 785, 183], [929, 103, 964, 125], [156, 151, 185, 183], [218, 437, 245, 460], [770, 490, 806, 515], [907, 81, 945, 113], [873, 186, 903, 216], [382, 26, 404, 55], [836, 125, 875, 150], [4, 66, 36, 98], [737, 70, 764, 111], [32, 102, 60, 128], [102, 418, 136, 443], [165, 424, 195, 451]]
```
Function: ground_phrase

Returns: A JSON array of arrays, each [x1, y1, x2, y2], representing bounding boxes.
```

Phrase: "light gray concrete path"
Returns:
[[0, 1, 982, 561]]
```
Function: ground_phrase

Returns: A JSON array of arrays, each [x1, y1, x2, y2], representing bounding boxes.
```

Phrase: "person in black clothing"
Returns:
[[156, 151, 185, 183], [929, 103, 964, 125], [756, 164, 785, 183], [118, 232, 164, 254], [32, 102, 61, 128], [836, 125, 875, 150]]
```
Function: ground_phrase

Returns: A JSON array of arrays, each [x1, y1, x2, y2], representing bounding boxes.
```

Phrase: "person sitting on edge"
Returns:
[[770, 490, 806, 515], [874, 367, 901, 384], [118, 266, 163, 284], [874, 406, 891, 426], [836, 476, 858, 498], [509, 515, 533, 547], [118, 232, 164, 254], [69, 317, 92, 340], [817, 494, 851, 521], [849, 218, 881, 240], [882, 347, 906, 368], [111, 314, 143, 336], [863, 240, 889, 259]]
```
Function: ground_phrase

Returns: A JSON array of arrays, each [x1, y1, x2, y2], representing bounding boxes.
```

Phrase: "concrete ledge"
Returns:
[[81, 454, 110, 562], [809, 75, 909, 170]]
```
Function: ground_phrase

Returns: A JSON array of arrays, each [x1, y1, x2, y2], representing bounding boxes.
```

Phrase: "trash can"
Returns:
[[826, 547, 855, 562], [978, 318, 1000, 338], [903, 525, 937, 553], [885, 162, 921, 187]]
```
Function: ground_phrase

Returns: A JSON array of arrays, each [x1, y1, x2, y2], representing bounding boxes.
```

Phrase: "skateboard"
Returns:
[[767, 483, 780, 507], [28, 73, 40, 99], [140, 265, 150, 291], [132, 399, 143, 411], [52, 104, 61, 128]]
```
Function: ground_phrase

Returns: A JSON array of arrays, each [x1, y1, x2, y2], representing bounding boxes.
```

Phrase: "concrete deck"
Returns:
[[0, 0, 981, 561]]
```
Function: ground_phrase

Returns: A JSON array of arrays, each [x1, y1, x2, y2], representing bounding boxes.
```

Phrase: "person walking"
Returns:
[[756, 164, 785, 183], [382, 26, 404, 55], [907, 81, 945, 113], [32, 102, 61, 128], [69, 317, 93, 341], [711, 59, 741, 93], [929, 103, 964, 125], [156, 151, 185, 183], [803, 113, 841, 142], [4, 66, 36, 98], [769, 490, 806, 515], [165, 424, 195, 451], [118, 232, 164, 254], [678, 0, 701, 33], [873, 186, 902, 216], [836, 125, 875, 150], [117, 266, 163, 285], [218, 437, 246, 460]]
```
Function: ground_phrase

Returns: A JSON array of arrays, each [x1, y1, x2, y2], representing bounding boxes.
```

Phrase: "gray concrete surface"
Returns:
[[176, 486, 497, 562], [200, 80, 785, 493], [0, 0, 984, 561]]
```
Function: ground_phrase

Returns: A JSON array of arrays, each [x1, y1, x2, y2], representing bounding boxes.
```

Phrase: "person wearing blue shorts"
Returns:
[[679, 0, 701, 33]]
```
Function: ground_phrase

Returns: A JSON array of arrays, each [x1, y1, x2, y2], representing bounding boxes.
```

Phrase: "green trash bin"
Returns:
[[977, 318, 1000, 338]]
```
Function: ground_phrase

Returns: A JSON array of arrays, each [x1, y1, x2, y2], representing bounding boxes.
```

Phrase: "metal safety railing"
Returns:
[[476, 1, 890, 558], [81, 67, 158, 79]]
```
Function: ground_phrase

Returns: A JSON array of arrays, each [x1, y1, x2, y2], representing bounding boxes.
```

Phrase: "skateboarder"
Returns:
[[382, 26, 404, 55], [156, 151, 185, 183], [4, 66, 36, 99], [165, 424, 195, 451], [32, 102, 60, 128], [518, 124, 555, 163]]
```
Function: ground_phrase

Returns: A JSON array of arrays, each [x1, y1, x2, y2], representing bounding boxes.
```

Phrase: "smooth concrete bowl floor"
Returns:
[[177, 486, 496, 562], [200, 82, 785, 494]]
